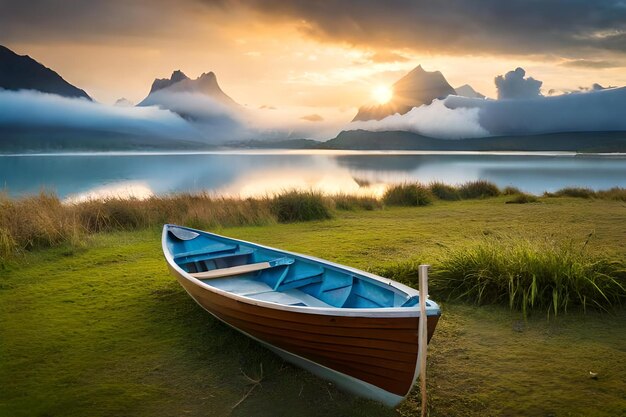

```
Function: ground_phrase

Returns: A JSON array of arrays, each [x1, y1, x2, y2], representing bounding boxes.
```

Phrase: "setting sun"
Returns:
[[372, 85, 393, 104]]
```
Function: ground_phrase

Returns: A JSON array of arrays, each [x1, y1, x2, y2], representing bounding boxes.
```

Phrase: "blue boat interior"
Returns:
[[166, 226, 428, 309]]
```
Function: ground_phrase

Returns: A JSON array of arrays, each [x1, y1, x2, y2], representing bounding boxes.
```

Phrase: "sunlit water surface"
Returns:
[[1, 150, 625, 201]]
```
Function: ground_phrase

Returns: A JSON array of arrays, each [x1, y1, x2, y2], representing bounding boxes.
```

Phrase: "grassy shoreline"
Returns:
[[2, 182, 624, 254], [2, 186, 625, 314], [1, 198, 625, 416]]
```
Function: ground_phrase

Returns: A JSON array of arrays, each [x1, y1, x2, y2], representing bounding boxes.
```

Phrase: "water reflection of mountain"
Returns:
[[2, 151, 626, 198], [334, 153, 626, 193], [0, 153, 327, 198], [334, 155, 426, 172], [334, 154, 499, 173]]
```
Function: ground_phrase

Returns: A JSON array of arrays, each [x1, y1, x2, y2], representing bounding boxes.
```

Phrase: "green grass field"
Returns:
[[1, 197, 625, 416]]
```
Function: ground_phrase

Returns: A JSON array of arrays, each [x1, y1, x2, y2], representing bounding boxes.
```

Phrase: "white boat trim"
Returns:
[[163, 225, 441, 319]]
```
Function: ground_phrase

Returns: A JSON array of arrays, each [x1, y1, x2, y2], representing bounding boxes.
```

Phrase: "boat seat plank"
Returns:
[[174, 244, 238, 260], [191, 262, 272, 279], [191, 257, 294, 280]]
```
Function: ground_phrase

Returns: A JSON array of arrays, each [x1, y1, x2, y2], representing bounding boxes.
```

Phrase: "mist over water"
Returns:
[[0, 89, 200, 140], [2, 151, 625, 200], [0, 90, 347, 144]]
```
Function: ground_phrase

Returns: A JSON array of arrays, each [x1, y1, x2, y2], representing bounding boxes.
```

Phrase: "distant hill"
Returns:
[[0, 44, 91, 100], [353, 65, 456, 121], [0, 126, 212, 152], [322, 130, 626, 153], [454, 84, 486, 99], [227, 138, 321, 149], [114, 97, 134, 107]]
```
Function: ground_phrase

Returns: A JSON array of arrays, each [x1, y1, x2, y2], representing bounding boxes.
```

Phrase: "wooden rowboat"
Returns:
[[162, 224, 441, 406]]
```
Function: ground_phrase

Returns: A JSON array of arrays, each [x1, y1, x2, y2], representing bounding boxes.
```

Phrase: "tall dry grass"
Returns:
[[2, 183, 624, 258], [0, 192, 82, 253], [331, 194, 381, 211], [458, 180, 501, 199], [0, 190, 340, 256], [74, 193, 276, 232], [383, 183, 433, 206], [596, 187, 626, 201], [545, 187, 596, 199], [544, 187, 626, 201], [429, 182, 462, 201], [269, 191, 333, 223]]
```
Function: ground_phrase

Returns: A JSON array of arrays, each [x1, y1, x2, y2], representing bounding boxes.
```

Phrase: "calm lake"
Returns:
[[2, 150, 625, 201]]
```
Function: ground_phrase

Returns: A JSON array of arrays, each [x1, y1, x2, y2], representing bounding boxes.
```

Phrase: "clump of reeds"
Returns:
[[434, 238, 625, 316], [383, 183, 433, 206], [544, 186, 626, 201], [2, 189, 382, 256], [0, 227, 16, 260], [166, 194, 275, 228], [332, 194, 381, 211], [596, 187, 626, 201], [458, 180, 501, 199], [0, 191, 83, 251], [502, 186, 522, 195], [545, 187, 596, 199], [429, 182, 461, 201], [505, 193, 539, 204], [270, 190, 333, 223], [376, 237, 625, 316]]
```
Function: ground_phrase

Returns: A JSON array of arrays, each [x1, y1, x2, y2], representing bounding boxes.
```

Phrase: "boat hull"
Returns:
[[170, 264, 440, 406]]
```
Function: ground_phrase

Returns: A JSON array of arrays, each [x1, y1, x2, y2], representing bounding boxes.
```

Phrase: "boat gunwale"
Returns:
[[162, 224, 441, 318]]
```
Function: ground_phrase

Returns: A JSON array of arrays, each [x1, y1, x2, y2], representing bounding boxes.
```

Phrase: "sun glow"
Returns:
[[372, 85, 393, 104]]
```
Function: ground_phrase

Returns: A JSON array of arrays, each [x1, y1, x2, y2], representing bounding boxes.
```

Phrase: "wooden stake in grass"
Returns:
[[418, 265, 430, 417]]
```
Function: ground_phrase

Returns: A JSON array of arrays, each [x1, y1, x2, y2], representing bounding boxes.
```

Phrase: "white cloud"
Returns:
[[447, 87, 626, 135], [0, 89, 348, 144], [494, 67, 543, 100], [347, 99, 488, 139], [346, 86, 626, 138]]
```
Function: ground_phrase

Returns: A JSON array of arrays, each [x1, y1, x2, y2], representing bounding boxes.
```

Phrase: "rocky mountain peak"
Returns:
[[455, 84, 486, 99], [149, 70, 191, 94], [352, 65, 456, 121], [138, 69, 240, 115]]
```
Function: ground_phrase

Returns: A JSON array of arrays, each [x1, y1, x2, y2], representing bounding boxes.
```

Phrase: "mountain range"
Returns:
[[0, 45, 91, 100], [1, 44, 625, 153]]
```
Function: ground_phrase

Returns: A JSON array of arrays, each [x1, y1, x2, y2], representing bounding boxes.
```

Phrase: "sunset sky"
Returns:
[[2, 0, 626, 111]]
